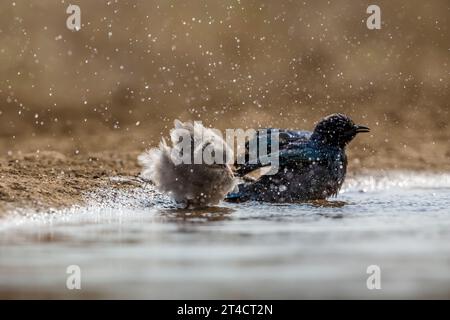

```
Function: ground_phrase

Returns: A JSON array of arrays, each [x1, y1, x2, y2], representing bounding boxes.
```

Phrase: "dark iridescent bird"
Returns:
[[225, 113, 370, 202]]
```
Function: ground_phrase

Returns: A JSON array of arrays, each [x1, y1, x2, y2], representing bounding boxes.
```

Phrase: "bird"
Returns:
[[226, 113, 370, 202], [138, 120, 236, 208]]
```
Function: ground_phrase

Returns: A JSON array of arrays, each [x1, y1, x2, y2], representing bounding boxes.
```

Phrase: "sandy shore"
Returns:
[[0, 150, 140, 214]]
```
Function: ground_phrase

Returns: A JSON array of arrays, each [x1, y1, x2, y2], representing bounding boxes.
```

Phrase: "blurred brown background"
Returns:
[[0, 0, 449, 169]]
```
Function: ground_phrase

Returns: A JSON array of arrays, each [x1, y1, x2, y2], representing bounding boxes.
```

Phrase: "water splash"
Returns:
[[342, 171, 450, 193]]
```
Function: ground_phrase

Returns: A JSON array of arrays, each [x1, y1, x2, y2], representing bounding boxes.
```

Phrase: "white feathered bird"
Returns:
[[138, 120, 236, 207]]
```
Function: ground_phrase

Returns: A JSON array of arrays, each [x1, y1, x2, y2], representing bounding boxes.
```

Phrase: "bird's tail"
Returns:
[[138, 120, 236, 207]]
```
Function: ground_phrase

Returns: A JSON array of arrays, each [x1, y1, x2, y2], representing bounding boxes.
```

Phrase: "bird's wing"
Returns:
[[249, 129, 312, 148], [277, 144, 327, 168], [234, 129, 313, 176]]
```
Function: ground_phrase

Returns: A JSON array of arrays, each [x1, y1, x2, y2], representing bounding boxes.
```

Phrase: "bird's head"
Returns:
[[311, 113, 370, 148]]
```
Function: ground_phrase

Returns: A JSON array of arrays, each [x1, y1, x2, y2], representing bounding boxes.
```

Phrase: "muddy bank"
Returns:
[[0, 150, 141, 214]]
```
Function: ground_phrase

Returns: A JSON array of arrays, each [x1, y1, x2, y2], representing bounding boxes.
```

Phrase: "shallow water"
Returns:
[[1, 171, 450, 299]]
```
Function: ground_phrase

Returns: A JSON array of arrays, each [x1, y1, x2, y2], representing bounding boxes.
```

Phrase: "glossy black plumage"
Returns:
[[226, 114, 370, 202]]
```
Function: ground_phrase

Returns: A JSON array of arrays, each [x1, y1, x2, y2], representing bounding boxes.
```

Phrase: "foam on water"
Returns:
[[1, 171, 450, 299]]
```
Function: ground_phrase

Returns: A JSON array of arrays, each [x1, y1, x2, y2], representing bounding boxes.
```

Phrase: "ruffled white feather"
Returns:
[[138, 120, 236, 207]]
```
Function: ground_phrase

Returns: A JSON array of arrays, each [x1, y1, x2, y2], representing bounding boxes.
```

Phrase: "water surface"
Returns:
[[1, 171, 450, 299]]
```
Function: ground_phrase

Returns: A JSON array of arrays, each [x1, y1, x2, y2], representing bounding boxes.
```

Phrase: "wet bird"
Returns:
[[226, 113, 370, 202], [138, 120, 236, 207]]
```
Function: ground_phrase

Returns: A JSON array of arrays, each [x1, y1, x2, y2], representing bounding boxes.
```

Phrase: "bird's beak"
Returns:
[[354, 125, 370, 133]]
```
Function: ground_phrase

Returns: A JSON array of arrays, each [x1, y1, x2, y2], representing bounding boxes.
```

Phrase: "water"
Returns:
[[1, 171, 450, 299]]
